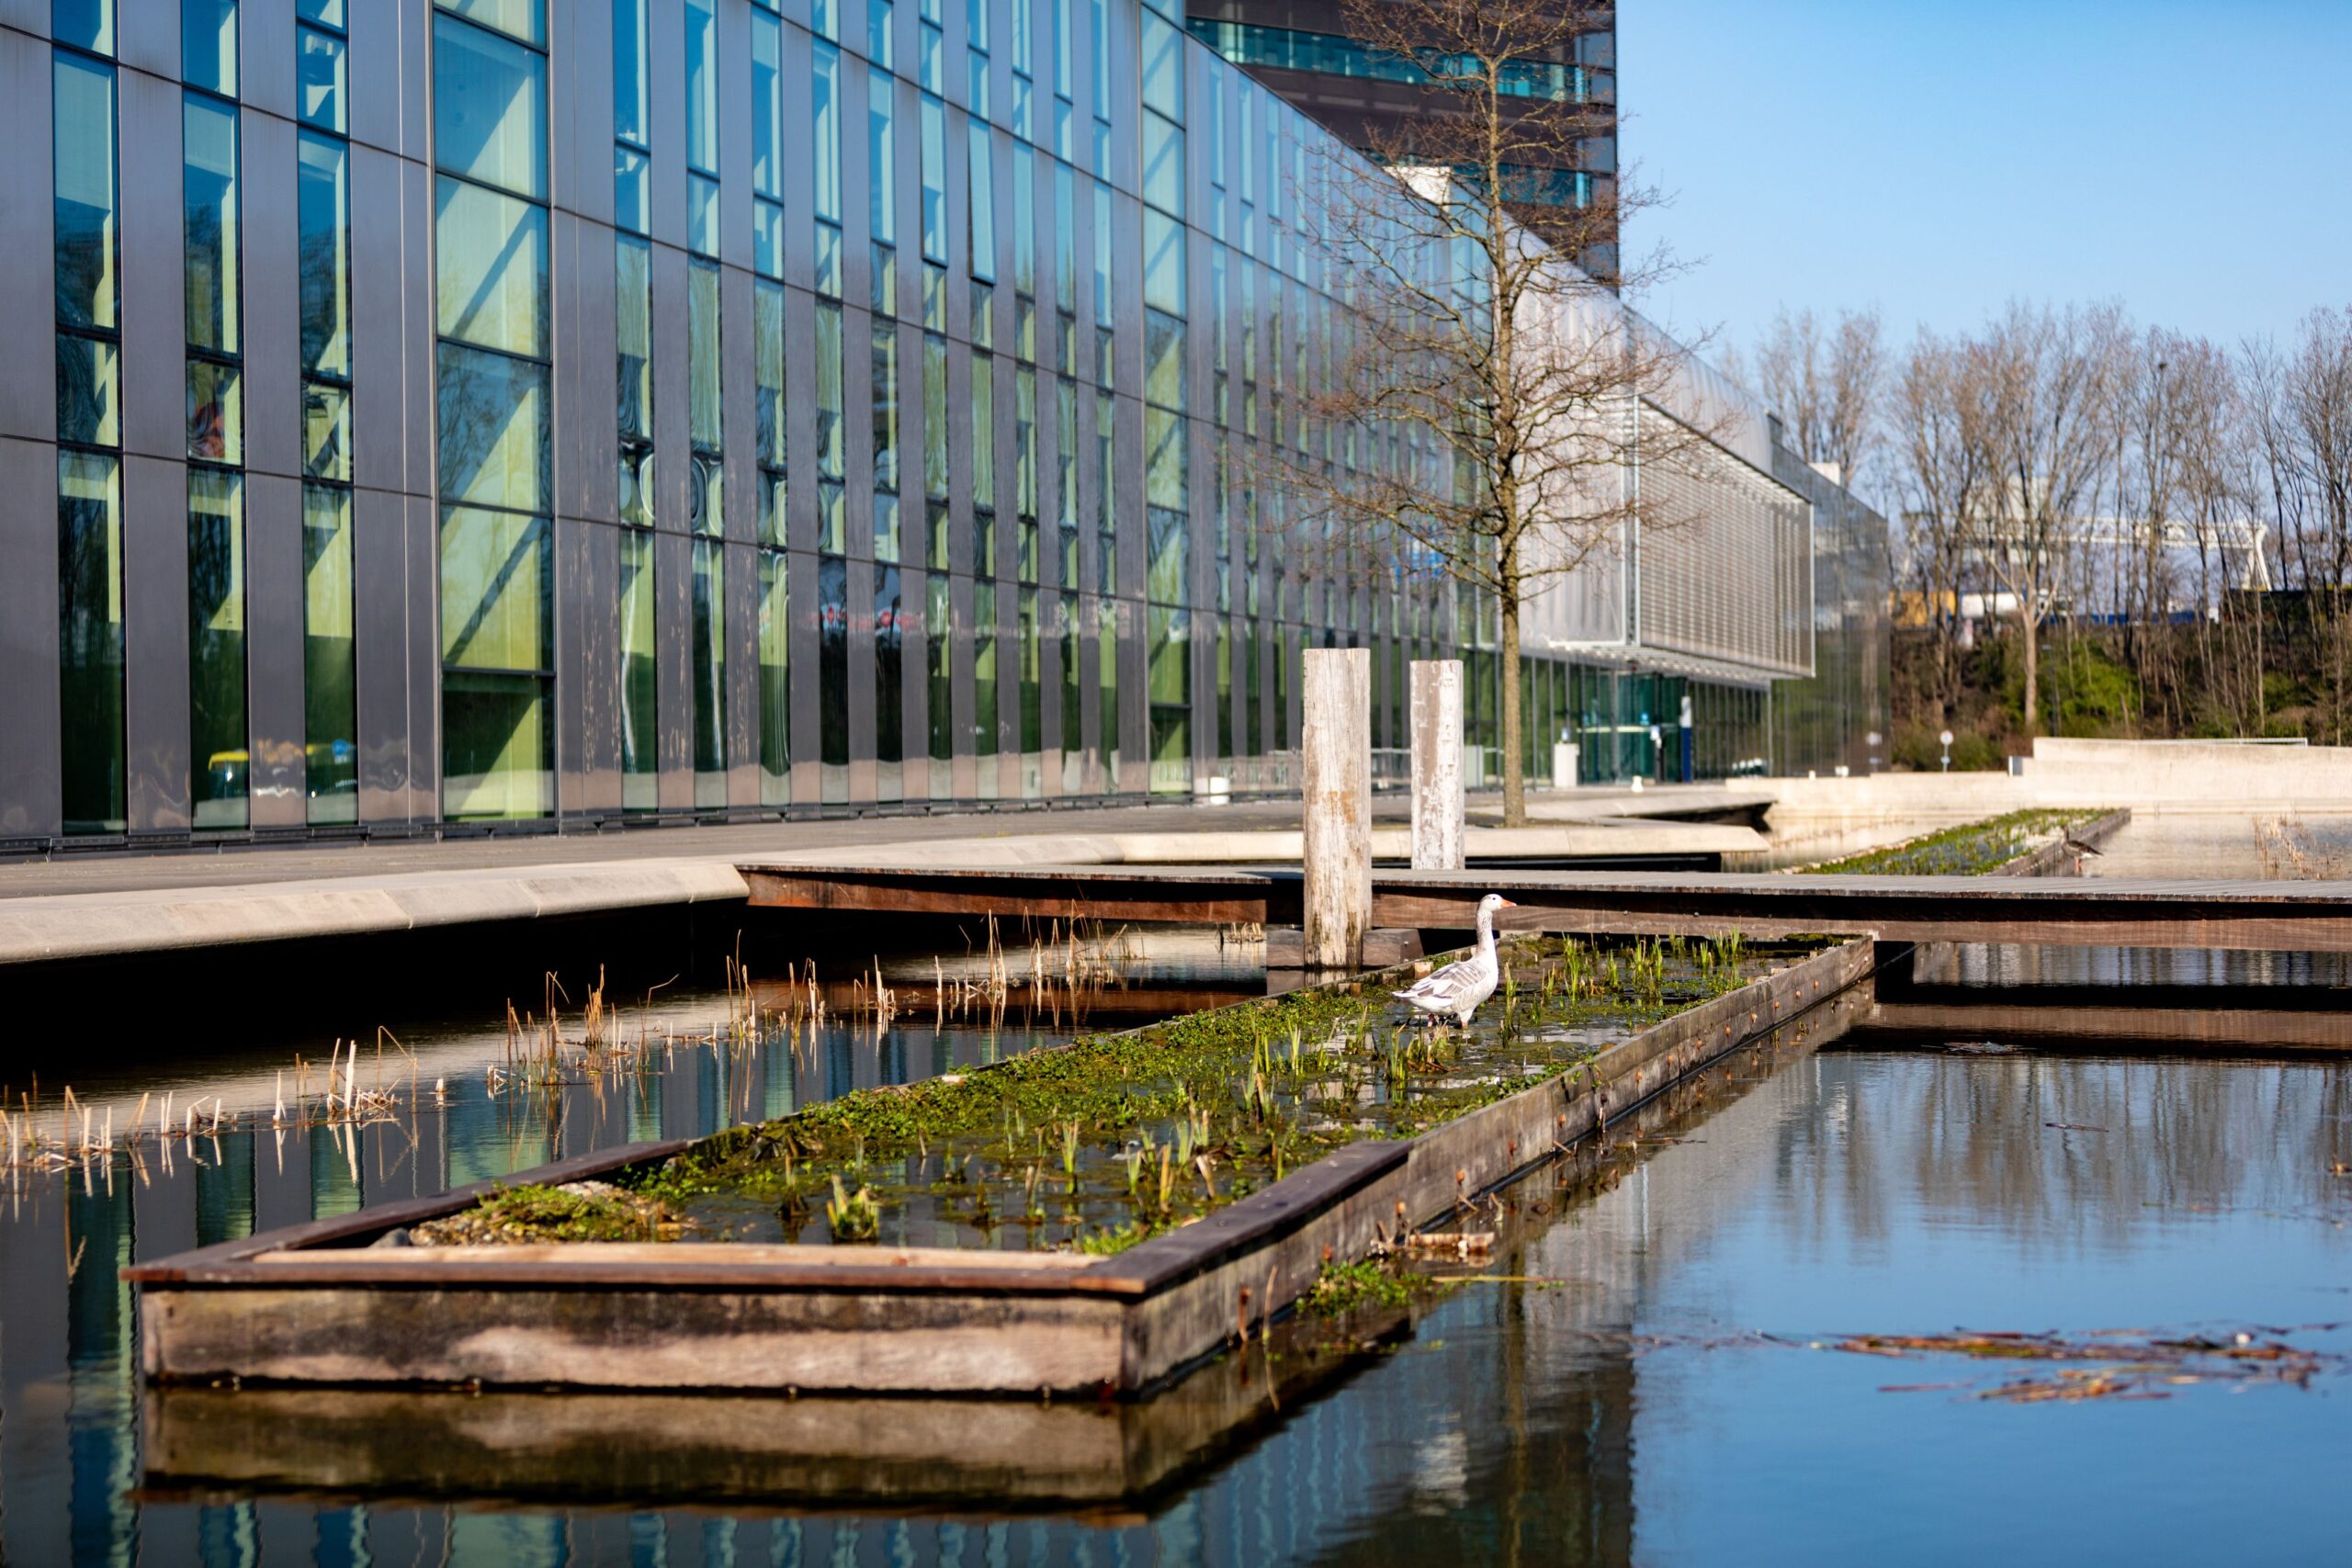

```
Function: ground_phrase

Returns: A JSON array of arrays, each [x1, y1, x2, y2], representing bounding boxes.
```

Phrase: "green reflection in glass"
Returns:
[[759, 547, 790, 806], [619, 527, 656, 810], [302, 484, 357, 822], [692, 538, 726, 808], [188, 468, 247, 829], [59, 450, 125, 834]]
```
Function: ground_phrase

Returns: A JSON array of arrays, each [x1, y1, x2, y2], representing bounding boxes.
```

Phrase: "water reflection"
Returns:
[[6, 1025, 2348, 1562]]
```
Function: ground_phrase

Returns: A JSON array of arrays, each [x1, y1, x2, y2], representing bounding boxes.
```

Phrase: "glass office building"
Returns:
[[0, 0, 1872, 851]]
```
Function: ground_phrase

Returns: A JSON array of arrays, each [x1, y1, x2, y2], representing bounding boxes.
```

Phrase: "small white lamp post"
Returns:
[[1939, 728, 1954, 773]]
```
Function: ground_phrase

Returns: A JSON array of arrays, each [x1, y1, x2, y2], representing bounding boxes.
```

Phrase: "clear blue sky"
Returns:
[[1621, 0, 2352, 363]]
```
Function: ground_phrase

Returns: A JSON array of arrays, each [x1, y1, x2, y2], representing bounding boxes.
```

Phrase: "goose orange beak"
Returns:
[[1498, 898, 1519, 908]]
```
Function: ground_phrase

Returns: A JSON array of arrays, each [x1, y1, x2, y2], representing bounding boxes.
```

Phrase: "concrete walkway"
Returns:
[[0, 789, 1770, 966]]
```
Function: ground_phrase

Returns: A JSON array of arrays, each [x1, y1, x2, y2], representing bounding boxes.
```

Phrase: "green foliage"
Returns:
[[413, 1182, 691, 1245], [1802, 808, 2109, 876], [1301, 1259, 1455, 1316]]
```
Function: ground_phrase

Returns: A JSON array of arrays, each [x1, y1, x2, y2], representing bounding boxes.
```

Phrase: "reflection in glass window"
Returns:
[[434, 175, 546, 355], [54, 54, 118, 332], [436, 344, 547, 512], [56, 334, 119, 448], [433, 14, 547, 199], [298, 132, 350, 375], [301, 484, 357, 822], [876, 564, 904, 799], [692, 539, 725, 807], [298, 24, 346, 131], [813, 43, 842, 224], [614, 0, 648, 145], [758, 548, 789, 806], [184, 96, 240, 355], [184, 0, 238, 96], [619, 527, 656, 809], [188, 468, 247, 829], [437, 0, 543, 48], [819, 554, 849, 801], [59, 451, 125, 834]]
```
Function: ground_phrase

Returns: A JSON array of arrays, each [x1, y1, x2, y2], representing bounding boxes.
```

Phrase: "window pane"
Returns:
[[815, 302, 843, 478], [812, 42, 842, 224], [758, 547, 789, 805], [616, 234, 651, 442], [303, 379, 350, 479], [690, 538, 725, 807], [433, 14, 547, 199], [615, 146, 649, 234], [876, 563, 904, 781], [926, 571, 950, 763], [619, 527, 656, 807], [1144, 210, 1184, 316], [921, 96, 947, 264], [436, 343, 548, 511], [755, 278, 786, 472], [56, 333, 119, 448], [1140, 12, 1183, 120], [613, 0, 648, 145], [872, 325, 899, 492], [187, 359, 242, 462], [55, 0, 114, 55], [923, 332, 948, 500], [1142, 111, 1182, 217], [868, 67, 895, 245], [54, 55, 118, 332], [435, 175, 548, 355], [58, 449, 125, 834], [752, 18, 783, 201], [436, 0, 543, 48], [967, 124, 994, 279], [684, 0, 718, 172], [300, 0, 347, 24], [298, 25, 346, 132], [442, 670, 550, 818], [688, 258, 722, 461], [301, 484, 356, 822], [183, 0, 238, 97], [188, 468, 247, 829], [440, 504, 548, 671], [298, 131, 349, 375], [819, 554, 849, 792], [183, 96, 240, 355]]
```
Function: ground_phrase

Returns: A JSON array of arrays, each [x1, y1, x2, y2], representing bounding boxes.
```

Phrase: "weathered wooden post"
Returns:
[[1301, 648, 1371, 969], [1410, 659, 1465, 871]]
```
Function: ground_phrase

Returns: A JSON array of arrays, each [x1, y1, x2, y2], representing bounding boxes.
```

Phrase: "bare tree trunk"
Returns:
[[2018, 601, 2040, 741], [1499, 586, 1525, 826]]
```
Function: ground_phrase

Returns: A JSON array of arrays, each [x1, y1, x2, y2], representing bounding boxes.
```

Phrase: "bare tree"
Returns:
[[1276, 0, 1723, 824], [1967, 301, 2126, 739], [1753, 305, 1887, 496], [1888, 330, 1988, 724]]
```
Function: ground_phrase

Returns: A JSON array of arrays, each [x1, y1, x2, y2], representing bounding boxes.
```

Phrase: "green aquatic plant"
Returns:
[[1803, 809, 2109, 876], [825, 1175, 879, 1244]]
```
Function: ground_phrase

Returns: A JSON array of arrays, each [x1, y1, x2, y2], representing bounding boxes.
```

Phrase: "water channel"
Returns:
[[2, 931, 2346, 1564]]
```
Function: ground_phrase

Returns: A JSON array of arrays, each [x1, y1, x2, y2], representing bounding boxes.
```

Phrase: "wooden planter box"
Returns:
[[127, 939, 1876, 1398]]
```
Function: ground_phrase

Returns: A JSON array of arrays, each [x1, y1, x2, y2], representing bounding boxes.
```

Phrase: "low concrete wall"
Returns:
[[0, 860, 752, 965], [128, 939, 1876, 1396]]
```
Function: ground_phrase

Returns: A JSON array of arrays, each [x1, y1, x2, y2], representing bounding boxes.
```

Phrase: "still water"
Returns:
[[3, 995, 2347, 1562]]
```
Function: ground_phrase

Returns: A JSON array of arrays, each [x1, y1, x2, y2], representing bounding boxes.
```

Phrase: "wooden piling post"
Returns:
[[1301, 648, 1371, 970], [1409, 660, 1465, 872]]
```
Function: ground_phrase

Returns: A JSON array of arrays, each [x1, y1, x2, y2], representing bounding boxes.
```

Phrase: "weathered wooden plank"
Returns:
[[742, 867, 1281, 926]]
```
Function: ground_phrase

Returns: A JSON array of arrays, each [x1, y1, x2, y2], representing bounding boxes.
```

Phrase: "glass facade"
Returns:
[[2, 0, 1852, 846]]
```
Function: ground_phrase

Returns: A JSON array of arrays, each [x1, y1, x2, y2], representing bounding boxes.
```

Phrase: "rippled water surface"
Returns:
[[4, 1003, 2347, 1562]]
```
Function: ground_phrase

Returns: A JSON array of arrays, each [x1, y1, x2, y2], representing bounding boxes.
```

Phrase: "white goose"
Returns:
[[1391, 893, 1518, 1028]]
